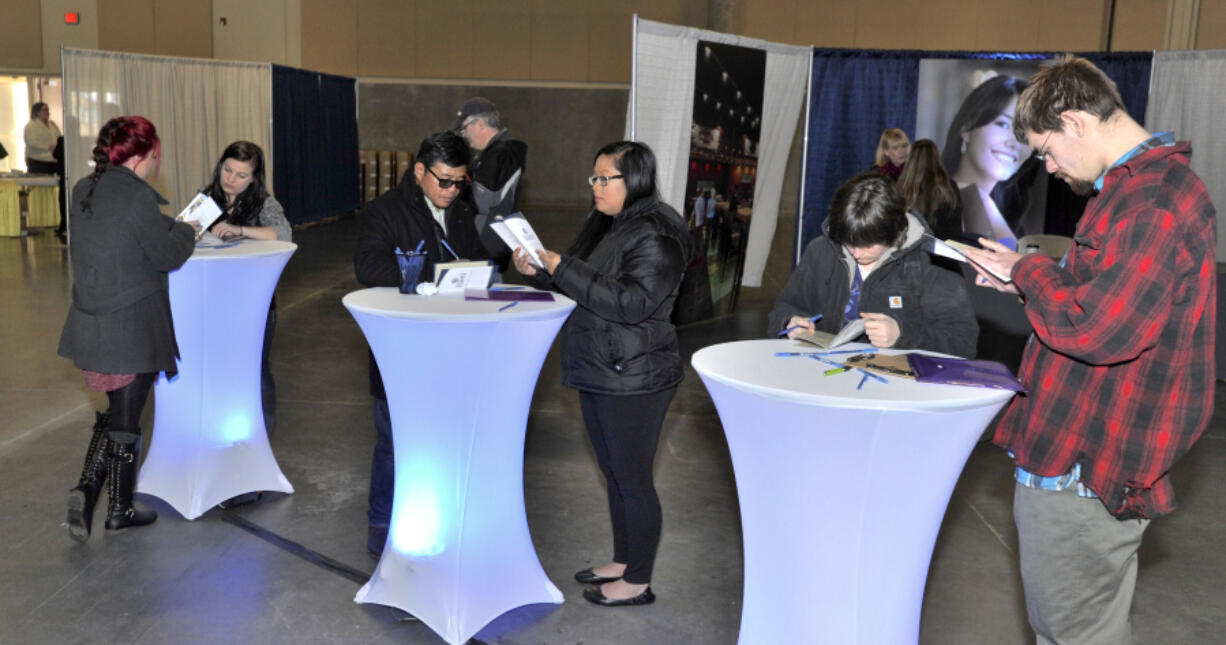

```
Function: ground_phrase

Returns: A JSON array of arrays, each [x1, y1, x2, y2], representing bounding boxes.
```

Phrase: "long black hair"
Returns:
[[568, 141, 660, 260], [205, 141, 269, 226], [942, 75, 1035, 233]]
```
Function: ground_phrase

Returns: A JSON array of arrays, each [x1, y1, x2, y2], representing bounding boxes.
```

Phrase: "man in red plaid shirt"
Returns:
[[965, 56, 1216, 644]]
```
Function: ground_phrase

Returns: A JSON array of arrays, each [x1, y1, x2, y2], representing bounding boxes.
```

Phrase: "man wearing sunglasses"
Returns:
[[354, 130, 491, 560], [454, 97, 526, 271]]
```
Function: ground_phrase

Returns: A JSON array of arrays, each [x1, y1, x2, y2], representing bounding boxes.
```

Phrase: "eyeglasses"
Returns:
[[426, 165, 467, 189], [1032, 130, 1054, 161], [587, 174, 624, 187]]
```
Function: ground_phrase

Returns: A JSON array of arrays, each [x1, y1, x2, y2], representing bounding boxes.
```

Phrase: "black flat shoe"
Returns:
[[574, 568, 621, 585], [583, 585, 655, 606]]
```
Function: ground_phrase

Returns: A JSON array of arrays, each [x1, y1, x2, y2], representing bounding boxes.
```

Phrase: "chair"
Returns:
[[1017, 234, 1073, 261]]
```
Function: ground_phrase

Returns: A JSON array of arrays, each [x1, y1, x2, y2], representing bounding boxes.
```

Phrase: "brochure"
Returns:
[[490, 214, 546, 268], [177, 192, 222, 239]]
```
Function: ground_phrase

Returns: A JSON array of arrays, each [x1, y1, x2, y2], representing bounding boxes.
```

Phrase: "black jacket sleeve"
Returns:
[[354, 206, 402, 288], [892, 263, 979, 358], [551, 223, 687, 326]]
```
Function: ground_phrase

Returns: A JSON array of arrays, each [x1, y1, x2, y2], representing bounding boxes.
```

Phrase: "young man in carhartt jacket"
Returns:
[[770, 172, 977, 358]]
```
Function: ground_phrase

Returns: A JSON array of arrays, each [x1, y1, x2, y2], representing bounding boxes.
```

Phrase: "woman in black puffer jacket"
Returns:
[[514, 141, 690, 608]]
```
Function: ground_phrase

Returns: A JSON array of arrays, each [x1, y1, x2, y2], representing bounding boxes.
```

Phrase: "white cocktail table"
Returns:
[[692, 339, 1014, 644], [343, 286, 575, 645], [139, 240, 297, 519]]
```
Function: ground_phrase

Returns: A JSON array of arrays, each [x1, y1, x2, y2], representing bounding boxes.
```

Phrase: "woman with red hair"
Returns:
[[57, 116, 196, 540]]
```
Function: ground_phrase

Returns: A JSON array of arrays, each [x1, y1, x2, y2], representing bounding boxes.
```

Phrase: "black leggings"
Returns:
[[578, 387, 677, 584], [106, 373, 157, 445]]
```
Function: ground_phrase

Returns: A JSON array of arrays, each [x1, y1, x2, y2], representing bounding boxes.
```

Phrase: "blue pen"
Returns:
[[439, 237, 459, 259], [806, 354, 844, 369], [819, 347, 879, 356], [413, 240, 425, 253], [498, 301, 518, 312], [857, 368, 888, 384], [857, 373, 869, 390], [774, 352, 820, 357], [778, 313, 823, 337]]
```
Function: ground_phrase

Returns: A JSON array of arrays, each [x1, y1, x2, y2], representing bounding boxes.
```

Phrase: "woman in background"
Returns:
[[202, 141, 290, 446], [58, 116, 196, 540], [23, 102, 61, 175], [513, 141, 690, 607], [942, 75, 1039, 250], [872, 128, 910, 181], [896, 139, 960, 240]]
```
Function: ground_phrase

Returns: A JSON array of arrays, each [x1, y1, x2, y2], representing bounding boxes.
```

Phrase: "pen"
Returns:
[[824, 367, 847, 376], [777, 313, 823, 337], [857, 368, 888, 384], [414, 240, 425, 253], [806, 355, 844, 369], [498, 301, 518, 312], [857, 373, 868, 390], [818, 347, 879, 356], [774, 352, 820, 357]]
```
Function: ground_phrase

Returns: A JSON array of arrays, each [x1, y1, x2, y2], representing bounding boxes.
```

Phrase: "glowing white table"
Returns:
[[692, 339, 1014, 645], [138, 240, 297, 519], [342, 287, 575, 645]]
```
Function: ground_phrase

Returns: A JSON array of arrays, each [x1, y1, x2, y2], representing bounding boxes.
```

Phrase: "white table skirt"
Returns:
[[692, 339, 1015, 644], [343, 286, 575, 645], [138, 240, 297, 519]]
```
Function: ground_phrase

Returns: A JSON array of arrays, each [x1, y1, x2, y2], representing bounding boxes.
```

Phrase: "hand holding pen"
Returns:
[[778, 313, 822, 338]]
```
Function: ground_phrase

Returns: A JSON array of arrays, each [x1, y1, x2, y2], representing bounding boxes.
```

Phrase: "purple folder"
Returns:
[[906, 354, 1025, 392], [464, 289, 555, 302]]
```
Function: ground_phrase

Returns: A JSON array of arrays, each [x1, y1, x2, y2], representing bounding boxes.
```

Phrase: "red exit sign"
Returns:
[[65, 12, 80, 25]]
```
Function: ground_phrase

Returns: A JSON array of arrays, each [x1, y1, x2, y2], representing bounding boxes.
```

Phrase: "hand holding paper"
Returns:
[[176, 192, 222, 239], [961, 238, 1023, 294]]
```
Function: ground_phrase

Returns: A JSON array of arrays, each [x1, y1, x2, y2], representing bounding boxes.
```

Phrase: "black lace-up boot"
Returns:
[[103, 437, 157, 532], [66, 412, 111, 541]]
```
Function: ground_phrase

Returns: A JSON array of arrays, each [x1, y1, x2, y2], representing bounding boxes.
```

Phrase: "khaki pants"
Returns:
[[1013, 482, 1150, 645]]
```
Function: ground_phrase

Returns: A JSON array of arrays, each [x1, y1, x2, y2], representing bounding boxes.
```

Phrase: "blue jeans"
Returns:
[[368, 398, 394, 528]]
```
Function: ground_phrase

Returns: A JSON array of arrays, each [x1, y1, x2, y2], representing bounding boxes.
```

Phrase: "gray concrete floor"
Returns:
[[1, 210, 1222, 645]]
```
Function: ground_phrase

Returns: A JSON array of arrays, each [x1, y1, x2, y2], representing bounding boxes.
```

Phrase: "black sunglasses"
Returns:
[[426, 165, 467, 189]]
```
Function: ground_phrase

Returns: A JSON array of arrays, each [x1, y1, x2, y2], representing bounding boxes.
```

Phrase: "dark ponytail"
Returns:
[[81, 116, 161, 214]]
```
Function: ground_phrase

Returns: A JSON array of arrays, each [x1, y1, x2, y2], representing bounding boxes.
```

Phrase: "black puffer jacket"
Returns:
[[530, 199, 691, 394], [768, 211, 977, 358]]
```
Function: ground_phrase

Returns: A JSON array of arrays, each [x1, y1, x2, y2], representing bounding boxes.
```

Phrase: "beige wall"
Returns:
[[212, 0, 301, 66], [38, 0, 100, 75], [298, 0, 708, 80], [734, 0, 1114, 52], [0, 0, 44, 70], [2, 0, 1223, 80]]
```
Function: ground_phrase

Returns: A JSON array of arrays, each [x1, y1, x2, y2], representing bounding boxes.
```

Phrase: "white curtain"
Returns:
[[628, 18, 810, 287], [62, 48, 271, 214], [1146, 49, 1226, 260]]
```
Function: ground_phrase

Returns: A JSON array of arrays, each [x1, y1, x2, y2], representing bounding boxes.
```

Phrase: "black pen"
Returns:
[[778, 313, 822, 337]]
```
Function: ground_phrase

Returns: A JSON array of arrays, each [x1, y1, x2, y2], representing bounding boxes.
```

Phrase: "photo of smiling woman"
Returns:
[[941, 74, 1045, 250]]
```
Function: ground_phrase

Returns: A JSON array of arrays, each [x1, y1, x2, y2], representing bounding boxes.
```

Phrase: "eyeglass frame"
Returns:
[[1032, 130, 1055, 161], [587, 174, 624, 187], [426, 165, 468, 190]]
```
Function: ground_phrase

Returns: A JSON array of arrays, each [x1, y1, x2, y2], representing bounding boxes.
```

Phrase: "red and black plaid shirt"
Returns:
[[994, 141, 1216, 520]]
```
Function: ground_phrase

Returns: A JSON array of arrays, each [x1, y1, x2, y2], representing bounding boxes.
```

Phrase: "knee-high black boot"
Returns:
[[66, 412, 111, 541], [104, 437, 157, 532]]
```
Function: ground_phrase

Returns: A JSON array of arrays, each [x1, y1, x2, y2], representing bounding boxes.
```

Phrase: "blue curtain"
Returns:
[[1082, 52, 1152, 126], [796, 49, 1153, 262], [272, 65, 360, 226], [799, 50, 918, 263]]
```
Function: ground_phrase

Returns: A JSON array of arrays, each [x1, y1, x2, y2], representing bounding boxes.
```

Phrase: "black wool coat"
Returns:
[[354, 171, 491, 399], [58, 165, 196, 375]]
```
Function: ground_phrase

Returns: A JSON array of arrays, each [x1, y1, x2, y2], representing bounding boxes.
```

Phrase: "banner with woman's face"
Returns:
[[916, 59, 1086, 249]]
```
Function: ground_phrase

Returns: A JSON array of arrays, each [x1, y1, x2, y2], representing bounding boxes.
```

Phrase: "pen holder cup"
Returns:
[[395, 250, 427, 294]]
